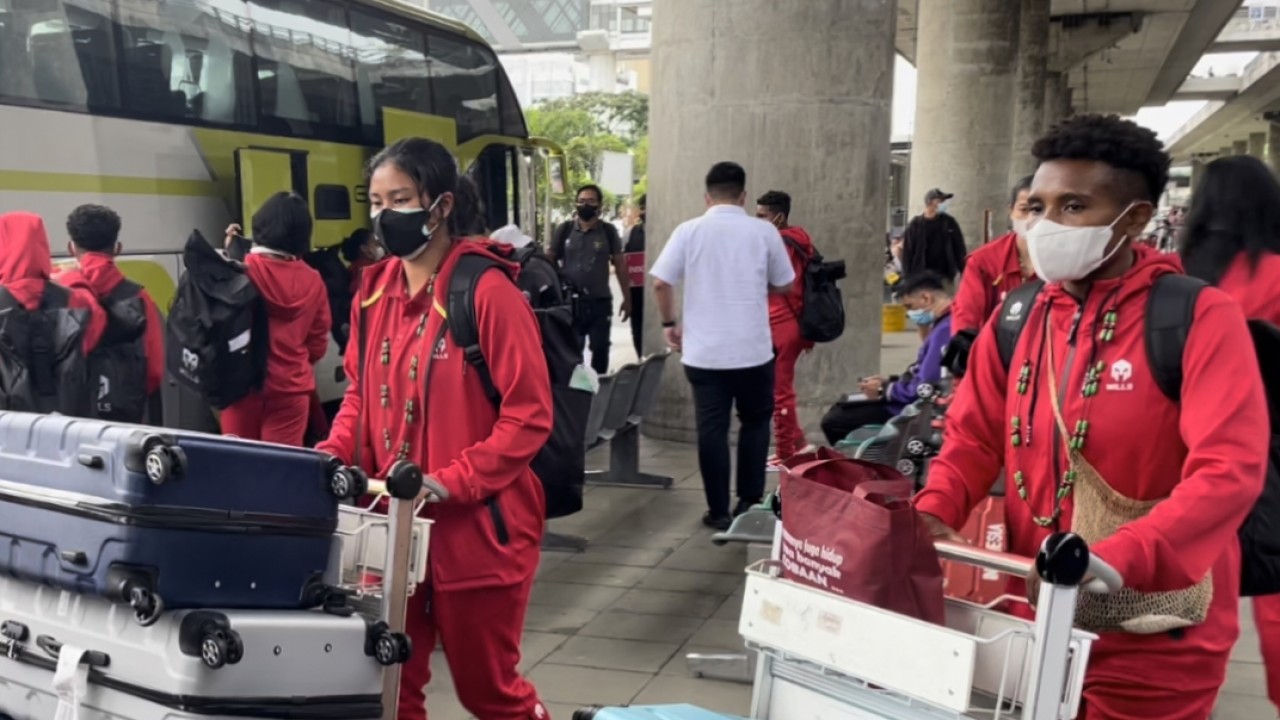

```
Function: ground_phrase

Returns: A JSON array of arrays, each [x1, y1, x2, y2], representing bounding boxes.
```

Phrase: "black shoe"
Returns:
[[734, 498, 762, 517], [702, 512, 732, 531]]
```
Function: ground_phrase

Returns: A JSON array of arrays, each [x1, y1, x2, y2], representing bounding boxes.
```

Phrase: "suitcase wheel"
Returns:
[[366, 621, 412, 667], [329, 465, 369, 500], [144, 444, 186, 485], [129, 586, 165, 627], [199, 628, 244, 670]]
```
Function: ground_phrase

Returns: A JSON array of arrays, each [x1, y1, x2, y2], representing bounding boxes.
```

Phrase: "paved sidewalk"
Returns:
[[423, 331, 1272, 718]]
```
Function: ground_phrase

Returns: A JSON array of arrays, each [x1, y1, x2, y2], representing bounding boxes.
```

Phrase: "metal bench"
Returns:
[[585, 352, 674, 489]]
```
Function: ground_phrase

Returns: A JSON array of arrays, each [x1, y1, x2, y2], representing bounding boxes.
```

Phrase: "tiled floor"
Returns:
[[422, 331, 1273, 718]]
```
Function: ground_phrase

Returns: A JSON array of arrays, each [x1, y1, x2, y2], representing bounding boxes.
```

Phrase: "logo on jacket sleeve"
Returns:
[[1106, 358, 1134, 392], [432, 337, 448, 360]]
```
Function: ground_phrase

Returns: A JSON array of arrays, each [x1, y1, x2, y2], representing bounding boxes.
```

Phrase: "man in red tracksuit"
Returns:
[[319, 136, 551, 720], [916, 115, 1268, 718], [54, 205, 165, 417], [757, 191, 816, 463], [950, 176, 1035, 338], [222, 192, 330, 446]]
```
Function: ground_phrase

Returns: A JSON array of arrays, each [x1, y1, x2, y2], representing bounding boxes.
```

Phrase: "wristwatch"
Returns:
[[662, 320, 677, 328]]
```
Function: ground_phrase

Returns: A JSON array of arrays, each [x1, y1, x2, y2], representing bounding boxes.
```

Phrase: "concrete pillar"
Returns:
[[1269, 123, 1280, 171], [644, 0, 896, 442], [1251, 132, 1267, 158], [1220, 146, 1234, 159], [1042, 72, 1072, 133], [1235, 140, 1249, 156], [1009, 0, 1050, 187], [910, 0, 1022, 247]]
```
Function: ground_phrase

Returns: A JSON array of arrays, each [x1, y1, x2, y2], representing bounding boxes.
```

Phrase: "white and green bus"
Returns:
[[0, 0, 565, 431]]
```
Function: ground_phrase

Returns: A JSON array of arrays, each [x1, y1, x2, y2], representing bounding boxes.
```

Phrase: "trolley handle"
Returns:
[[935, 533, 1124, 593], [366, 475, 447, 501]]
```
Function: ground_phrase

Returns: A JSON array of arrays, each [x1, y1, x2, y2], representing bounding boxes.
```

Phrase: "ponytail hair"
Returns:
[[366, 137, 480, 238]]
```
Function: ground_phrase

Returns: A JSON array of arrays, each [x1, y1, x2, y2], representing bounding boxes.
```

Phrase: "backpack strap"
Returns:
[[447, 253, 509, 408], [104, 279, 142, 305], [31, 283, 73, 398], [1145, 274, 1206, 403], [995, 279, 1045, 373], [0, 287, 19, 313], [556, 221, 573, 247]]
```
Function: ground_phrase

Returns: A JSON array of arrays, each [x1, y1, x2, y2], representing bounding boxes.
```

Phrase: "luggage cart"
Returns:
[[327, 462, 442, 720], [741, 533, 1121, 720]]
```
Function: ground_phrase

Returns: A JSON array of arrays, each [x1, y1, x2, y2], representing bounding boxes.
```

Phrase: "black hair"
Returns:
[[1032, 114, 1170, 204], [66, 204, 121, 252], [705, 161, 746, 199], [1010, 175, 1033, 207], [251, 192, 312, 256], [341, 228, 373, 263], [1179, 155, 1280, 285], [456, 175, 489, 236], [576, 184, 603, 204], [756, 190, 791, 218], [896, 271, 949, 297], [367, 137, 478, 238]]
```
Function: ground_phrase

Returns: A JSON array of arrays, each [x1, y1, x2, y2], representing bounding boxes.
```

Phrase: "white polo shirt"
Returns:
[[650, 204, 795, 370]]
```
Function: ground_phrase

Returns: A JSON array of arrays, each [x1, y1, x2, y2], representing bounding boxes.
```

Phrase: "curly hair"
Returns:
[[1032, 114, 1169, 204], [66, 204, 121, 253]]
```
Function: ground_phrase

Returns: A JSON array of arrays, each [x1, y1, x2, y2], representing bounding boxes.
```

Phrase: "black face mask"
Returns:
[[374, 197, 442, 259], [576, 204, 599, 221]]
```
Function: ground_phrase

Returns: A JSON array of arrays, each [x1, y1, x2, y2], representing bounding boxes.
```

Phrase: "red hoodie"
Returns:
[[0, 213, 105, 354], [317, 240, 552, 591], [54, 253, 164, 394], [769, 226, 814, 327], [916, 249, 1267, 718], [1219, 251, 1280, 324], [243, 252, 330, 395], [951, 231, 1034, 334]]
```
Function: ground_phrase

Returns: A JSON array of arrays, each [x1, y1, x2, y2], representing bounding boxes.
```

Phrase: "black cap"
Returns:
[[925, 188, 954, 203]]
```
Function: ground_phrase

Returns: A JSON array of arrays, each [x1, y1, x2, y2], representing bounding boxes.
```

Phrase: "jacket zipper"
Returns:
[[487, 496, 511, 546], [1050, 302, 1085, 532]]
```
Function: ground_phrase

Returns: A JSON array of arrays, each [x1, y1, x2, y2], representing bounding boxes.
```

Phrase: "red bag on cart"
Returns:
[[942, 496, 1008, 604], [779, 450, 946, 624]]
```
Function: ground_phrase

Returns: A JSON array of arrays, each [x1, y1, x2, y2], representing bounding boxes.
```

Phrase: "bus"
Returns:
[[0, 0, 566, 431]]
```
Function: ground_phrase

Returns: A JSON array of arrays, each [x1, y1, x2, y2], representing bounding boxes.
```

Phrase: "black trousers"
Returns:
[[685, 360, 775, 517], [577, 297, 613, 375], [820, 399, 894, 445], [629, 286, 644, 357]]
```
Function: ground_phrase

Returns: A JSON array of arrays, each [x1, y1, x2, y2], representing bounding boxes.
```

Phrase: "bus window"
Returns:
[[0, 0, 119, 110], [246, 0, 358, 141], [426, 31, 499, 143], [497, 67, 525, 138], [114, 0, 254, 125], [350, 9, 431, 142]]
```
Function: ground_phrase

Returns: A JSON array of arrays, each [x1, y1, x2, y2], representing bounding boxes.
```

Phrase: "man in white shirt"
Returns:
[[650, 162, 796, 530]]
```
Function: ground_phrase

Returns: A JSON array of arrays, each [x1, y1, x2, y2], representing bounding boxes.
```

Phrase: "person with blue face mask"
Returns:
[[819, 271, 952, 445]]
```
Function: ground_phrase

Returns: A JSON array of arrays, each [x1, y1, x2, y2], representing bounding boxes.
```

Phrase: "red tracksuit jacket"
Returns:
[[916, 250, 1267, 718], [55, 252, 164, 395], [243, 253, 330, 396], [318, 240, 552, 591], [769, 226, 813, 329], [951, 231, 1032, 335], [0, 212, 105, 354]]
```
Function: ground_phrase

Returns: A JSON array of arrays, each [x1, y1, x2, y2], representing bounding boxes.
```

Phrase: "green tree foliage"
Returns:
[[526, 91, 649, 215]]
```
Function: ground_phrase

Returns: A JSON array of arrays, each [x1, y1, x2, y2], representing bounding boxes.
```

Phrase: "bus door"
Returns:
[[529, 137, 568, 245], [234, 148, 307, 229]]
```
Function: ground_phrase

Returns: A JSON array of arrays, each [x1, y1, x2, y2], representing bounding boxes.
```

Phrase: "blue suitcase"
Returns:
[[574, 706, 747, 720], [0, 412, 367, 623]]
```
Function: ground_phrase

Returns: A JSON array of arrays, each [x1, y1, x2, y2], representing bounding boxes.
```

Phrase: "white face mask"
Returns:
[[1025, 204, 1140, 283], [1011, 217, 1031, 241]]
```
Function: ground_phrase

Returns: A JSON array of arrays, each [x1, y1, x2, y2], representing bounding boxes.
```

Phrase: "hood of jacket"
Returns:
[[61, 252, 127, 298], [245, 252, 326, 322], [1040, 243, 1181, 311], [0, 212, 54, 310]]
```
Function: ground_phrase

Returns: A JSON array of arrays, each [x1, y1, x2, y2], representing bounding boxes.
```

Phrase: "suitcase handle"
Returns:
[[35, 635, 110, 668], [936, 533, 1124, 592]]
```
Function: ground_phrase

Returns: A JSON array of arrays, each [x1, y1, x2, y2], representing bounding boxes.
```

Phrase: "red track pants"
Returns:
[[770, 319, 811, 459], [399, 579, 546, 720], [220, 391, 310, 446], [1257, 593, 1280, 712]]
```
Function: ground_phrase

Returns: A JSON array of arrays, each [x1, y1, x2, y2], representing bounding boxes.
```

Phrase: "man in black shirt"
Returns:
[[902, 188, 967, 338], [547, 184, 632, 374]]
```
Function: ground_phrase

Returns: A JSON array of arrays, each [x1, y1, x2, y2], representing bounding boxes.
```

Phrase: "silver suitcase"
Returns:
[[0, 457, 433, 720]]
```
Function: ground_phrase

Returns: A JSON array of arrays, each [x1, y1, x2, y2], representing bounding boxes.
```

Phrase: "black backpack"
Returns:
[[995, 274, 1280, 596], [91, 280, 150, 422], [166, 231, 269, 410], [783, 237, 846, 343], [448, 246, 592, 519], [0, 283, 92, 416]]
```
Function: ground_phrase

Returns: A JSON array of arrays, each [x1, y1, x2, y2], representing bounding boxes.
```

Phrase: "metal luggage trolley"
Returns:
[[741, 534, 1122, 720], [326, 461, 443, 720]]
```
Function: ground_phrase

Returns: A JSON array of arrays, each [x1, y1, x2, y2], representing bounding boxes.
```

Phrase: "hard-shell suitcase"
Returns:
[[942, 496, 1007, 605], [0, 412, 367, 623], [574, 706, 747, 720], [0, 575, 397, 719]]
